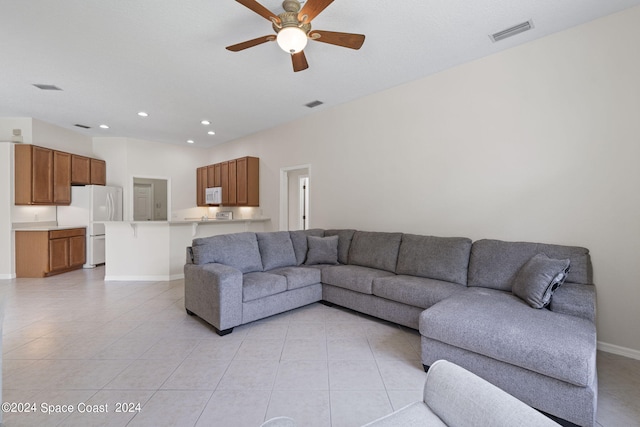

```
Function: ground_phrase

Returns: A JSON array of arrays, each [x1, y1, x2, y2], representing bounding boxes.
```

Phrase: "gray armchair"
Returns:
[[261, 359, 560, 427]]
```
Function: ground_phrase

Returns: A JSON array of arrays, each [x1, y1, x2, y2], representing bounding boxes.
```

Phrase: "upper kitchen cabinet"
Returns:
[[15, 144, 71, 205], [90, 158, 106, 185], [196, 156, 259, 207], [72, 155, 106, 185], [53, 151, 71, 204], [71, 154, 91, 184], [196, 166, 207, 207], [236, 156, 259, 206]]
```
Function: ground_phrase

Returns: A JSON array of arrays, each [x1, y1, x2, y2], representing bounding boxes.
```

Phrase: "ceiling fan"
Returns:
[[226, 0, 365, 72]]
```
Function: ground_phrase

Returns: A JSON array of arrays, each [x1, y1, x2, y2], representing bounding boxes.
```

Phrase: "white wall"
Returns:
[[206, 7, 640, 355], [31, 119, 94, 156], [0, 144, 15, 278], [93, 137, 213, 221]]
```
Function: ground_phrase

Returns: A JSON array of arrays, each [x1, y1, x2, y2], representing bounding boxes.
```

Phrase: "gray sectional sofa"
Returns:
[[184, 229, 597, 427]]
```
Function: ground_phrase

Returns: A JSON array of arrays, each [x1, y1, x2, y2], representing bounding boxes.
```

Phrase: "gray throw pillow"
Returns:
[[512, 253, 571, 309], [305, 235, 339, 265]]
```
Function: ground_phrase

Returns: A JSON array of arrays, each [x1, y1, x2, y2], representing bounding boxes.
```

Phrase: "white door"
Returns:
[[133, 184, 153, 221]]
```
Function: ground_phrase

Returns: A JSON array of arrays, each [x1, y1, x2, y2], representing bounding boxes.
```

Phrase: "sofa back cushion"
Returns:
[[289, 229, 325, 265], [396, 234, 472, 286], [257, 231, 297, 270], [324, 229, 356, 264], [468, 239, 592, 291], [191, 232, 263, 273], [348, 231, 403, 273]]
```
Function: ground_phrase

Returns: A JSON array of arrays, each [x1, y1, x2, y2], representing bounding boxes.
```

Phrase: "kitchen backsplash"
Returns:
[[12, 205, 56, 223]]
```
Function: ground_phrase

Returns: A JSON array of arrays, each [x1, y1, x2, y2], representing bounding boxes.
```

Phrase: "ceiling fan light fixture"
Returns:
[[277, 26, 308, 53]]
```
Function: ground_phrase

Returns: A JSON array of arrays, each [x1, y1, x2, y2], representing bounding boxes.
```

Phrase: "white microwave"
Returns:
[[205, 187, 222, 204]]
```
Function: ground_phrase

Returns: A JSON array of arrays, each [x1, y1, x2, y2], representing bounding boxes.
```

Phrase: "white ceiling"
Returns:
[[1, 0, 639, 148]]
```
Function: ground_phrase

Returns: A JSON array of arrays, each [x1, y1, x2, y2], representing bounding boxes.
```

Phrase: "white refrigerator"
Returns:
[[57, 185, 123, 267]]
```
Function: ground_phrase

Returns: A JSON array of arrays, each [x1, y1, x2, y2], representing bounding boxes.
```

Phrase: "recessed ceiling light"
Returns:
[[187, 140, 195, 144], [99, 124, 109, 129], [137, 111, 149, 117], [207, 131, 216, 135], [201, 120, 211, 125]]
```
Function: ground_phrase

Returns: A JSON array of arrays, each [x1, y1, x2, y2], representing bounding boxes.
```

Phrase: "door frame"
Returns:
[[133, 182, 154, 221], [130, 175, 171, 222], [279, 164, 311, 231]]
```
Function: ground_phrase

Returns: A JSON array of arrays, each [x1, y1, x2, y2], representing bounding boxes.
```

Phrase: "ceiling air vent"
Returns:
[[33, 84, 63, 91], [490, 20, 533, 42], [305, 100, 323, 108], [74, 124, 91, 129]]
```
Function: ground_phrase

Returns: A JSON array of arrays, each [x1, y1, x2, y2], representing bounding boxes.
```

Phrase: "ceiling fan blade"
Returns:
[[309, 30, 365, 49], [291, 51, 309, 72], [226, 35, 275, 52], [298, 0, 334, 23], [235, 0, 280, 23]]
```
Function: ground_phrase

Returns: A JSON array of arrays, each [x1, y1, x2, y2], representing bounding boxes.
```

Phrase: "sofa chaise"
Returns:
[[184, 229, 597, 426]]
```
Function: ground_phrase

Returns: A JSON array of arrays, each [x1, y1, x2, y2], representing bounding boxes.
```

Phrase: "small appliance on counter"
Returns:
[[215, 211, 233, 220]]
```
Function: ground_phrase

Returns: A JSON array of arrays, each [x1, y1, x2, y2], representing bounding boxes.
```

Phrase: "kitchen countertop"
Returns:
[[96, 218, 270, 225], [13, 224, 87, 232]]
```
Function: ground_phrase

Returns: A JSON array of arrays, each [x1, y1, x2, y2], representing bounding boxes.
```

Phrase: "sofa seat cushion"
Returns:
[[419, 287, 596, 387], [373, 275, 466, 309], [242, 272, 287, 302], [322, 265, 395, 294], [268, 266, 321, 290]]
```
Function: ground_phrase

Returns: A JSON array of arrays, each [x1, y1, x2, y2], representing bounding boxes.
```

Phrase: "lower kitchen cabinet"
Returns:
[[15, 228, 86, 277]]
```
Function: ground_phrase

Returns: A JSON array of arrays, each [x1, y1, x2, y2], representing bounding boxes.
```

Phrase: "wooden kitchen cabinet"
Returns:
[[236, 156, 259, 206], [71, 154, 91, 184], [196, 166, 207, 207], [228, 159, 237, 206], [72, 155, 106, 185], [213, 163, 221, 187], [15, 228, 86, 277], [195, 156, 259, 208], [15, 144, 71, 205], [53, 150, 71, 204], [90, 158, 106, 185], [220, 161, 230, 206]]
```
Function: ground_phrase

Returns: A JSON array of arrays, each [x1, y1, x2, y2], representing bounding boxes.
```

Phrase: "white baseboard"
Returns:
[[104, 275, 172, 282], [598, 341, 640, 360], [0, 273, 15, 279], [169, 273, 184, 281]]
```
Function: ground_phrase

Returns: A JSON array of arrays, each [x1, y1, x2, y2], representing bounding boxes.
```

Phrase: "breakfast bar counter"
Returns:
[[102, 218, 270, 281]]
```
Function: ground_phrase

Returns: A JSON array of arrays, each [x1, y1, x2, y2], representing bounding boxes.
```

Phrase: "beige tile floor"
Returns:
[[0, 267, 638, 427]]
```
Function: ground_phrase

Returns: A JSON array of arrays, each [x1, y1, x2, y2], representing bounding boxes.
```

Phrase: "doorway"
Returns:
[[279, 165, 311, 231], [131, 177, 169, 221], [133, 183, 153, 221], [299, 176, 309, 230]]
